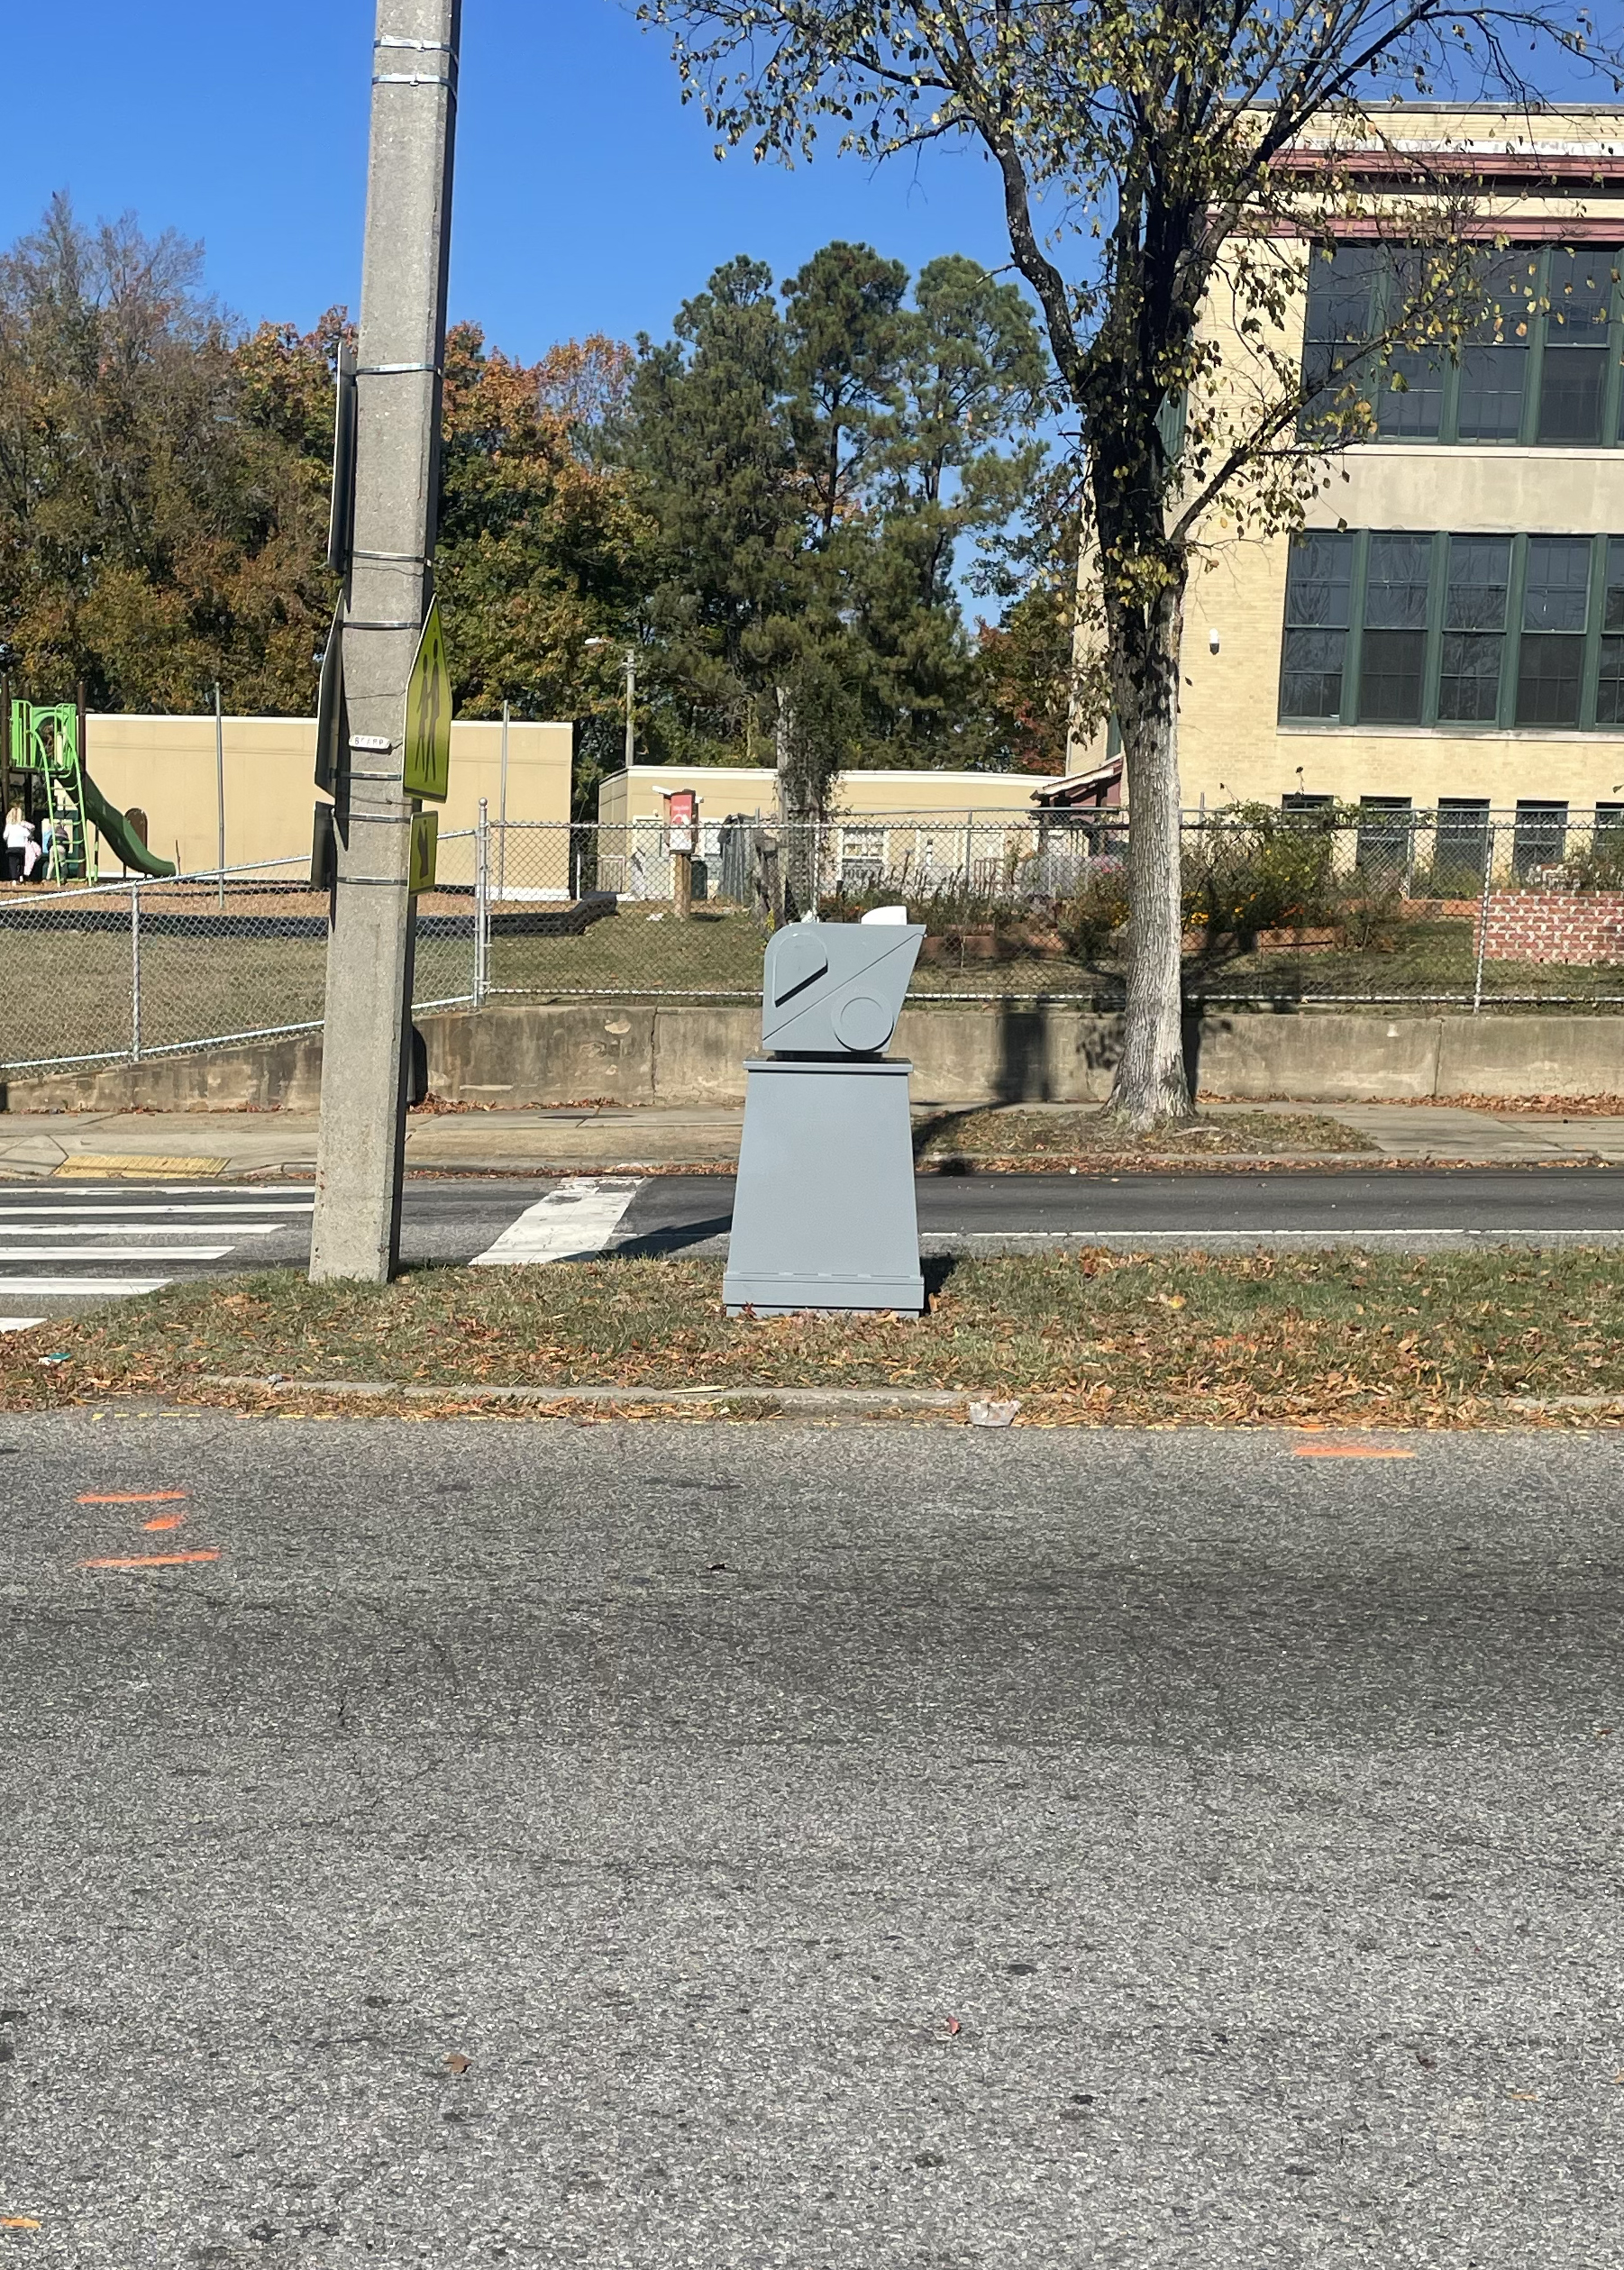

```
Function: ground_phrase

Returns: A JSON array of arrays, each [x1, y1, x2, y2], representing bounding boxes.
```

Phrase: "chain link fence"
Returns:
[[7, 805, 1624, 1075], [497, 806, 1624, 1009], [0, 832, 480, 1075]]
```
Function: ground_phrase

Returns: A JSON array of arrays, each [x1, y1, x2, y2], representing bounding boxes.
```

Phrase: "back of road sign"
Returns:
[[408, 808, 439, 895], [403, 600, 452, 802]]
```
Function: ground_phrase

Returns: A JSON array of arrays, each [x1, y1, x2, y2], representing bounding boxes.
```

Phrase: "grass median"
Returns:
[[5, 1245, 1620, 1426], [912, 1106, 1374, 1164]]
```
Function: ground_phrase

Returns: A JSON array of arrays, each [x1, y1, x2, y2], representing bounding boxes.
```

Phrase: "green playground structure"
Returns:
[[5, 700, 175, 881]]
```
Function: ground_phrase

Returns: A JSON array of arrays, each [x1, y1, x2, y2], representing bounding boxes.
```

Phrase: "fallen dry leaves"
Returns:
[[5, 1246, 1624, 1430]]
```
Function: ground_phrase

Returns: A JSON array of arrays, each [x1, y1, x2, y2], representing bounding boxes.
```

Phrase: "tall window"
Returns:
[[1437, 537, 1510, 722], [1537, 246, 1612, 445], [1280, 532, 1353, 719], [1301, 246, 1382, 435], [1516, 538, 1592, 726], [1374, 251, 1446, 439], [1456, 250, 1537, 441], [1598, 539, 1624, 727], [1358, 534, 1431, 722], [1300, 241, 1624, 448]]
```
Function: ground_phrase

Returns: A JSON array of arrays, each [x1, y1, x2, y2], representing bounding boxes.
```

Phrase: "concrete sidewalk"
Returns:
[[3, 1099, 1624, 1180]]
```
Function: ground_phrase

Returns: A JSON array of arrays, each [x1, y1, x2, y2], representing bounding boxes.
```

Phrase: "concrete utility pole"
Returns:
[[310, 0, 461, 1283]]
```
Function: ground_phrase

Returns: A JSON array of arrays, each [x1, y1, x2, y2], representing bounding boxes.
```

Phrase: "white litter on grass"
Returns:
[[968, 1399, 1021, 1428], [470, 1178, 645, 1266], [0, 1318, 45, 1334]]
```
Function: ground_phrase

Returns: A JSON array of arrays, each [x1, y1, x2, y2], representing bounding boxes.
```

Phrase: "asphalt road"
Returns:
[[10, 1166, 1624, 1326], [617, 1164, 1624, 1257], [3, 1417, 1621, 2265]]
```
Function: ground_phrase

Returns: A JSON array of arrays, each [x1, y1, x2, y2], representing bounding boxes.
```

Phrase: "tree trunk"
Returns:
[[1105, 572, 1191, 1131]]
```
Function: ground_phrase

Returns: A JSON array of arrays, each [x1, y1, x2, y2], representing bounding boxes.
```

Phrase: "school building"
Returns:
[[1156, 101, 1624, 855]]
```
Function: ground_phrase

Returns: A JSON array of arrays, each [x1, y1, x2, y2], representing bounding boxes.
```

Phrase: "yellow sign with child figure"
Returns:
[[402, 600, 452, 802]]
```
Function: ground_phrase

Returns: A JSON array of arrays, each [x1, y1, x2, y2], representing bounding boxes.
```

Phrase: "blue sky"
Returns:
[[3, 2, 1014, 358]]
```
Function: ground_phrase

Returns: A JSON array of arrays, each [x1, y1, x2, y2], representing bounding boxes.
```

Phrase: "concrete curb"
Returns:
[[203, 1373, 968, 1414], [1507, 1393, 1624, 1412]]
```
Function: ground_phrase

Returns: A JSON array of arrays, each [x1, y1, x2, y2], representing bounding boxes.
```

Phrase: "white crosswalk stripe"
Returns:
[[470, 1177, 644, 1265], [0, 1182, 315, 1314]]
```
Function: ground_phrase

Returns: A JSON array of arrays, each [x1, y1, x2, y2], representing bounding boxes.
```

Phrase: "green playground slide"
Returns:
[[79, 768, 176, 878]]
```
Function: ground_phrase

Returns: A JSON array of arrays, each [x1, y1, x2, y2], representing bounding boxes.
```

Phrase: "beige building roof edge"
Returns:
[[600, 762, 1050, 789], [86, 709, 572, 731]]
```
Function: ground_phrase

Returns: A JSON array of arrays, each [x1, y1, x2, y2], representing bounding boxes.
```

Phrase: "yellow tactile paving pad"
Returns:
[[51, 1154, 230, 1181]]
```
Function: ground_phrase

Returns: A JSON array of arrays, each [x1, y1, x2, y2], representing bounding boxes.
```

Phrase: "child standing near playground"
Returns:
[[4, 805, 33, 883]]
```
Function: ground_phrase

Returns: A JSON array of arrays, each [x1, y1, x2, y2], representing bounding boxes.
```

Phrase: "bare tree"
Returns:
[[638, 0, 1619, 1126]]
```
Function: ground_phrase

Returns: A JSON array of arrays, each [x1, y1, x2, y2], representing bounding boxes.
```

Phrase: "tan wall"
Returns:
[[80, 714, 572, 876], [598, 764, 1051, 827], [596, 768, 630, 829]]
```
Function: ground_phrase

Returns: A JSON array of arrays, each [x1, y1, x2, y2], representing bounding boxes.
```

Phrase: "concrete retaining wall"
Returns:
[[5, 1001, 1621, 1112]]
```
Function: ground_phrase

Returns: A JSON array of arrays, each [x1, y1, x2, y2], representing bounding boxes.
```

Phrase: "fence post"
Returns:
[[214, 682, 226, 911], [1472, 818, 1494, 1014], [475, 798, 489, 1008], [497, 700, 510, 905], [130, 882, 141, 1063]]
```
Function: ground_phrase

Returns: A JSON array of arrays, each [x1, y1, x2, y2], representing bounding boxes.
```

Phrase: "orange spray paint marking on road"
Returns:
[[78, 1491, 188, 1505], [0, 2219, 42, 2229], [1293, 1444, 1415, 1460], [78, 1552, 220, 1571], [141, 1514, 186, 1532]]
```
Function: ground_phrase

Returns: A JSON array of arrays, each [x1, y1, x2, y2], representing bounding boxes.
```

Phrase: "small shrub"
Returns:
[[1056, 865, 1130, 959], [1562, 833, 1624, 892], [1181, 803, 1346, 948]]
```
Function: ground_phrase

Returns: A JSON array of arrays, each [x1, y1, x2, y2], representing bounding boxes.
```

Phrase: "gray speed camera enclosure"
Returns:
[[761, 919, 923, 1055], [724, 918, 926, 1317]]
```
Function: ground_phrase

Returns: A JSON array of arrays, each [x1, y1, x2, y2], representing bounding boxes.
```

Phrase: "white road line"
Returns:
[[0, 1223, 286, 1239], [0, 1246, 235, 1262], [42, 1184, 306, 1196], [0, 1318, 45, 1333], [0, 1204, 314, 1218], [922, 1226, 1610, 1244], [0, 1278, 172, 1296], [470, 1177, 644, 1265]]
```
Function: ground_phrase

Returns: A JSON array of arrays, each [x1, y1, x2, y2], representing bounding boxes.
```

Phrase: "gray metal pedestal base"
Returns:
[[724, 1056, 924, 1316]]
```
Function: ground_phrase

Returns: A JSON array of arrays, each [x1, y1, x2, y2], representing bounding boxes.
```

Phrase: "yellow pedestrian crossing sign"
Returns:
[[403, 599, 452, 801]]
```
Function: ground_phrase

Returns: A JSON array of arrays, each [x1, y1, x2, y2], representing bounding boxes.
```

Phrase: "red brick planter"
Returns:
[[1474, 889, 1624, 966]]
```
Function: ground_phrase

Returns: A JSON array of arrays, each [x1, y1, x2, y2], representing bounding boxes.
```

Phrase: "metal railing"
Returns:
[[6, 806, 1624, 1076], [0, 830, 481, 1076]]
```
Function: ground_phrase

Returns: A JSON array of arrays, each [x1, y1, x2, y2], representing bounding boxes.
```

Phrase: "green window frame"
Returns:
[[1279, 530, 1624, 730], [1300, 242, 1624, 448]]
